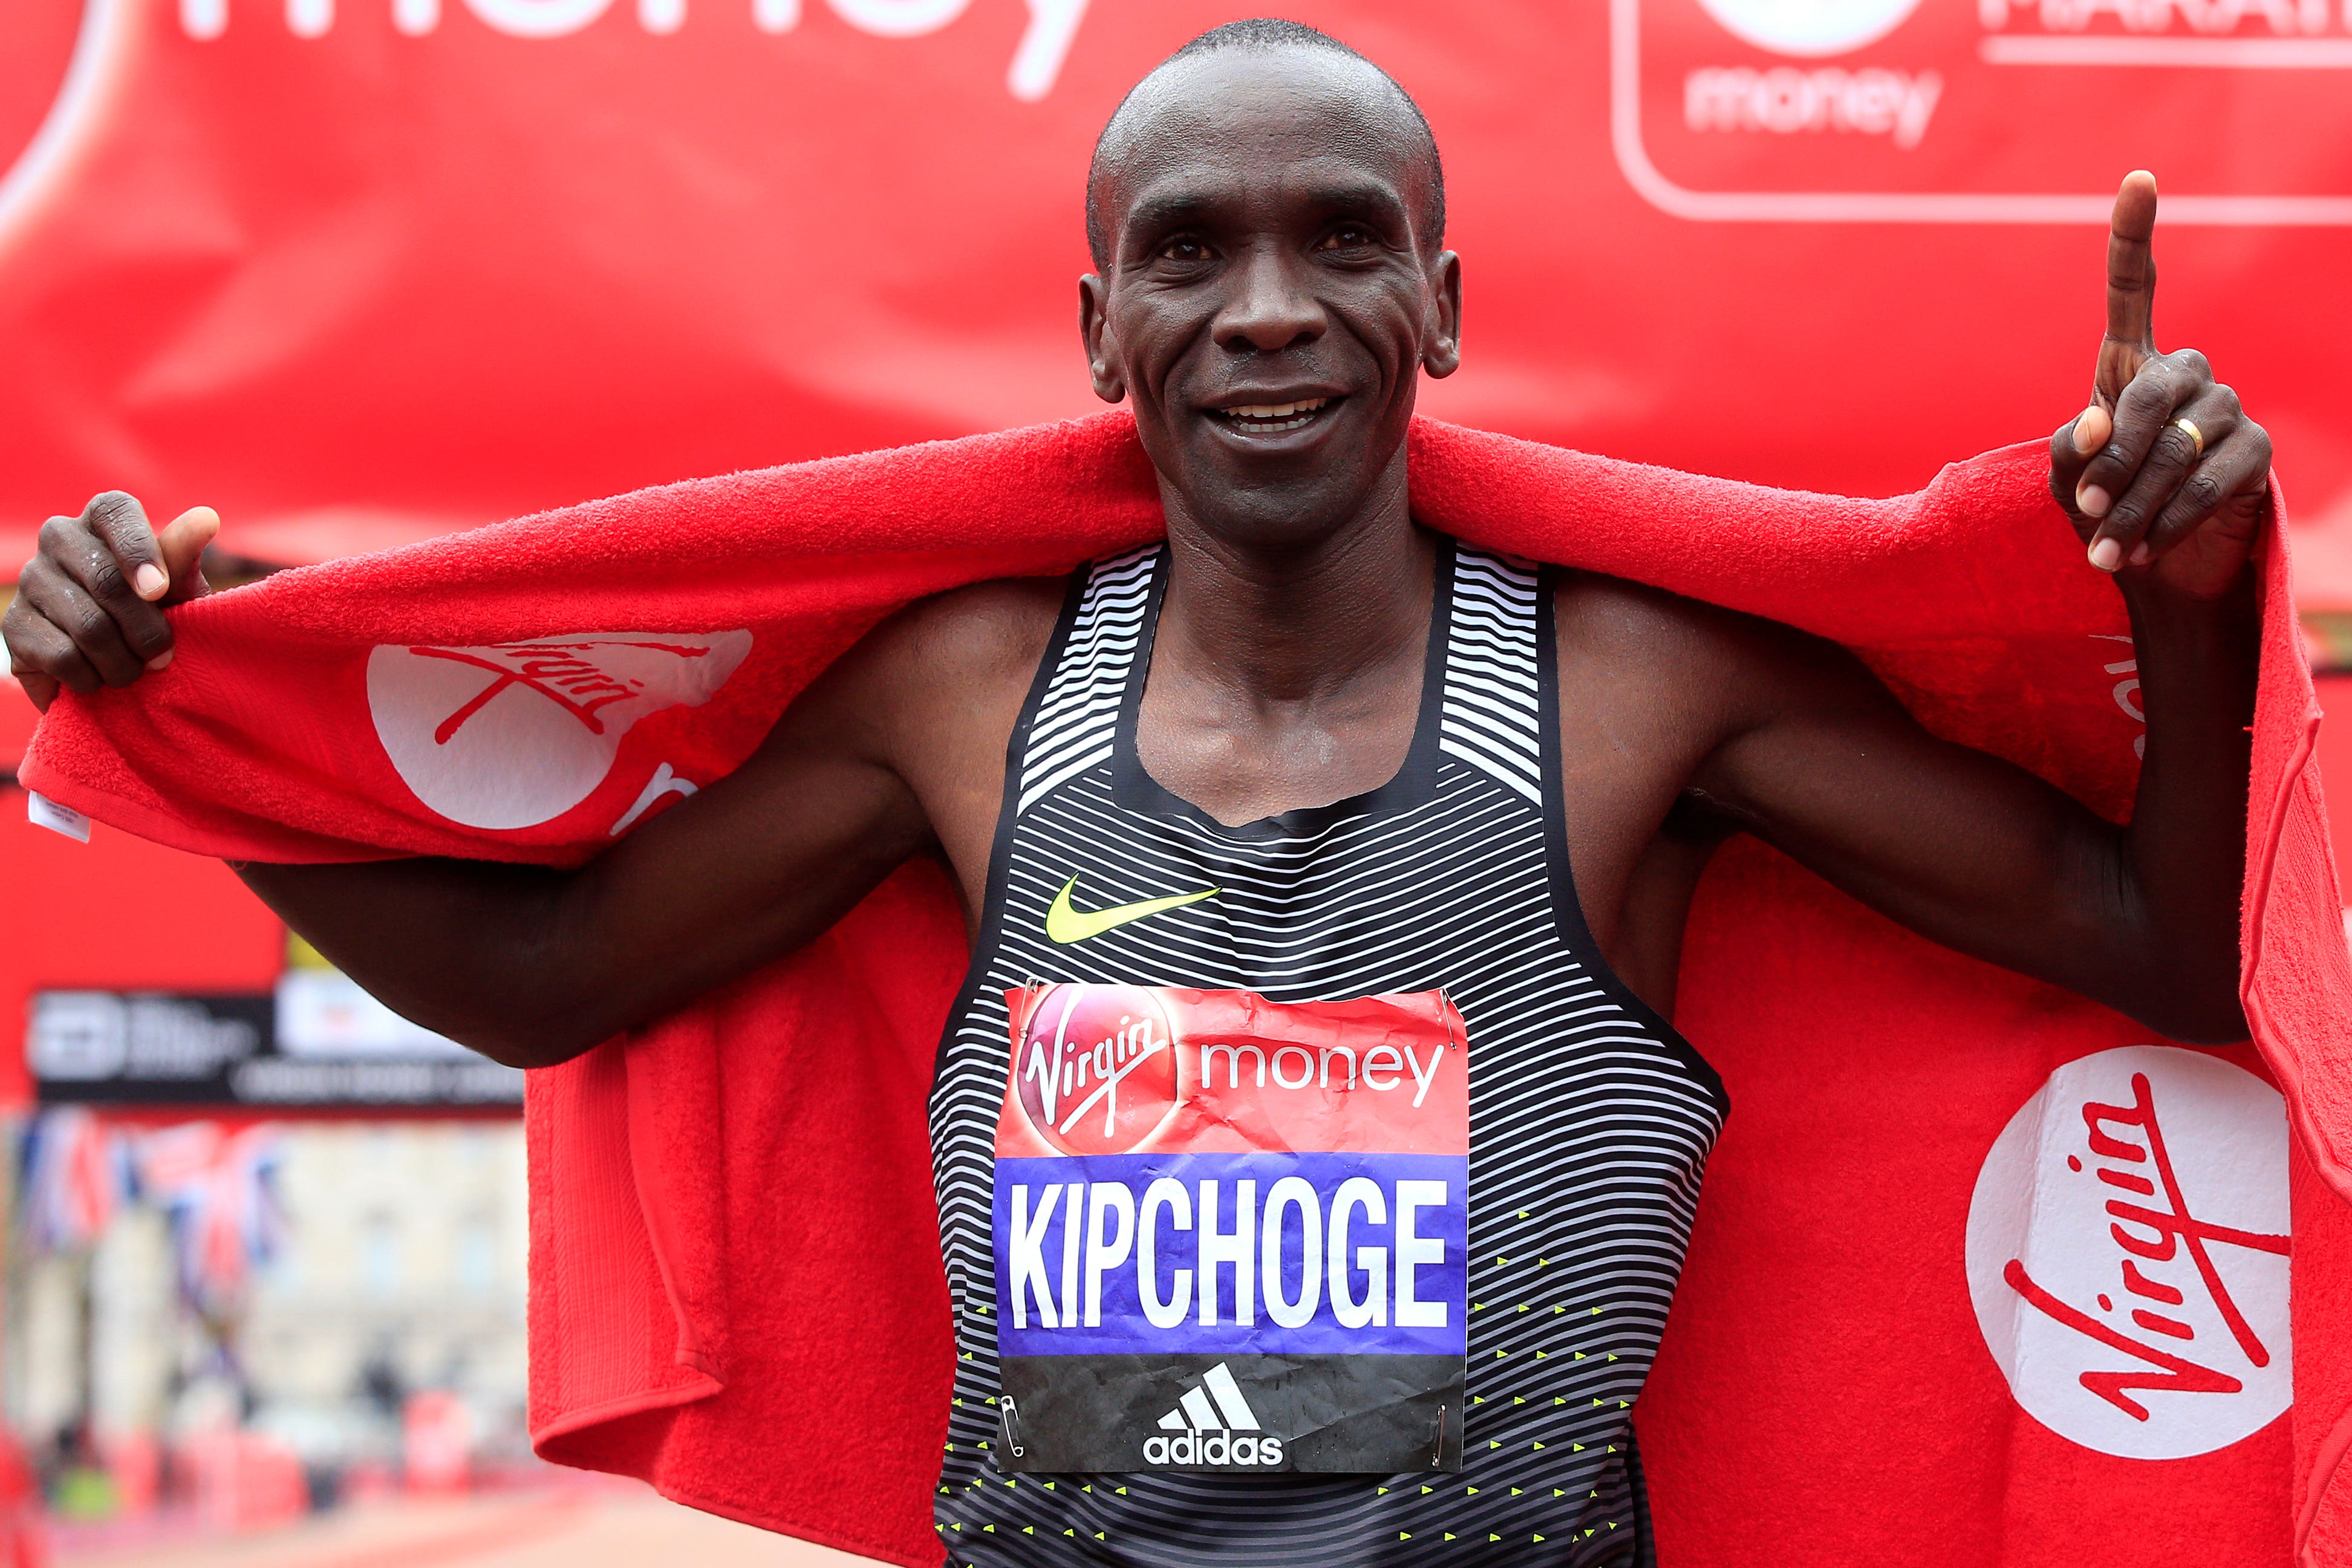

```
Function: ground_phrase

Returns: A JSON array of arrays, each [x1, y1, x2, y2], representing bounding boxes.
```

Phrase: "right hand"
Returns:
[[4, 494, 218, 712]]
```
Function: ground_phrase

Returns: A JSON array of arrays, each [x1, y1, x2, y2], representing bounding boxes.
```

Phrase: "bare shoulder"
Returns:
[[862, 574, 1067, 685], [781, 574, 1067, 784], [804, 574, 1065, 705], [1551, 569, 1893, 727]]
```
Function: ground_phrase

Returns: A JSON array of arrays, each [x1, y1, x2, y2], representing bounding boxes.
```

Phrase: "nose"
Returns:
[[1213, 244, 1325, 356]]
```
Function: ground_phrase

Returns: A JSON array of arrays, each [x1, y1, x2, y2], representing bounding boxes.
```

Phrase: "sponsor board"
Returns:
[[27, 987, 521, 1108], [1617, 0, 2352, 221], [991, 984, 1468, 1474]]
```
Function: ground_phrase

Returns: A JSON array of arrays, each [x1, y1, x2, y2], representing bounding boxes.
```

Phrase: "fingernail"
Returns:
[[2129, 541, 2151, 567], [2077, 484, 2111, 519], [2073, 411, 2103, 455], [2089, 538, 2123, 572], [134, 564, 168, 599], [145, 650, 173, 672]]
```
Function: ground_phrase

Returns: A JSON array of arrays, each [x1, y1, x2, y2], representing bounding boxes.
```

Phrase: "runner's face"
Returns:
[[1082, 53, 1460, 547]]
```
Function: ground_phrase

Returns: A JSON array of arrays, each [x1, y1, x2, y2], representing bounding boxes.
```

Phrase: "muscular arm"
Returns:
[[1664, 571, 2253, 1044], [235, 694, 930, 1070], [235, 582, 1056, 1068], [0, 493, 1051, 1069], [1600, 177, 2267, 1044]]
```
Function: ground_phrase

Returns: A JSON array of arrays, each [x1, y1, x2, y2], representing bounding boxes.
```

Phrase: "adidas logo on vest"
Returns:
[[1140, 1364, 1285, 1468]]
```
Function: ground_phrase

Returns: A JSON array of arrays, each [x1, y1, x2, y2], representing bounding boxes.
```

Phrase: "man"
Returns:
[[2, 19, 2276, 1564]]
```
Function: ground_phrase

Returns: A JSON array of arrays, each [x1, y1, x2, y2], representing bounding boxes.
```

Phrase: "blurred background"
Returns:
[[0, 0, 2348, 1562]]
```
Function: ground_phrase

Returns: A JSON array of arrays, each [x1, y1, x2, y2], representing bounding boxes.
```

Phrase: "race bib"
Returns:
[[991, 984, 1469, 1474]]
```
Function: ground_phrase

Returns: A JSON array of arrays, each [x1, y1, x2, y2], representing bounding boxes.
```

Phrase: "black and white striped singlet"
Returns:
[[926, 541, 1728, 1565]]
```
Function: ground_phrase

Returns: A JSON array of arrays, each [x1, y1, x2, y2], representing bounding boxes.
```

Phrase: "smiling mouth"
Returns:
[[1211, 397, 1337, 436]]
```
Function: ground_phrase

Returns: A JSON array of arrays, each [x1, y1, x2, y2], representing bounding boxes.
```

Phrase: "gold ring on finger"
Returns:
[[2172, 416, 2205, 459]]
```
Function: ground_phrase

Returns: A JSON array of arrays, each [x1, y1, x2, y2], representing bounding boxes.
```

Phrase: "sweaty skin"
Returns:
[[4, 48, 2267, 1065]]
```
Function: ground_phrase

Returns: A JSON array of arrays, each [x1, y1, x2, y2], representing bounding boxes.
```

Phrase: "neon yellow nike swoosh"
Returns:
[[1044, 875, 1219, 944]]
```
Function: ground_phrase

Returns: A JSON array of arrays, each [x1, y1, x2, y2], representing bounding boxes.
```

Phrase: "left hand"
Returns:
[[2048, 171, 2272, 600]]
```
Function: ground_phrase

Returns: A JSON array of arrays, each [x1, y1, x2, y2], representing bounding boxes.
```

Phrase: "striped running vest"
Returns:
[[927, 540, 1728, 1566]]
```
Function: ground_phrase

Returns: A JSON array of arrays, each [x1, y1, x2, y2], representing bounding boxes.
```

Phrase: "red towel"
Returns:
[[22, 412, 2352, 1567]]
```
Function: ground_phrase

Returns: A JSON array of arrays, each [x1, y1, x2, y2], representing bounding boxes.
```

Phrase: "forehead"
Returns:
[[1099, 51, 1428, 234]]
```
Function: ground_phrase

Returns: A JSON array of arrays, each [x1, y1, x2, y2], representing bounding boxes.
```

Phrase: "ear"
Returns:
[[1078, 273, 1127, 403], [1421, 250, 1463, 379]]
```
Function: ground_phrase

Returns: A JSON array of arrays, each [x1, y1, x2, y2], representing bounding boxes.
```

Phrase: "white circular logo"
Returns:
[[1965, 1046, 2290, 1460], [367, 629, 751, 830], [0, 0, 136, 255], [1693, 0, 1924, 57]]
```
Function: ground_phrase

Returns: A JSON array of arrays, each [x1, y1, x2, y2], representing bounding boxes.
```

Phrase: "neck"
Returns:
[[1153, 457, 1433, 707]]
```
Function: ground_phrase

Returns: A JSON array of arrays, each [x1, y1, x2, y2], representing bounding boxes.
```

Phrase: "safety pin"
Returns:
[[1432, 1403, 1446, 1468], [1002, 1394, 1026, 1459]]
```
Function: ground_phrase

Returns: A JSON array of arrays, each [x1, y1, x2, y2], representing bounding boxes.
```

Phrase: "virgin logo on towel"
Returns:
[[1011, 985, 1180, 1157], [367, 630, 751, 830], [1965, 1046, 2291, 1460]]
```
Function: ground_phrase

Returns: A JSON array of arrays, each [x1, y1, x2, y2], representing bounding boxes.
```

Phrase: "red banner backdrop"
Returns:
[[2, 0, 2350, 575]]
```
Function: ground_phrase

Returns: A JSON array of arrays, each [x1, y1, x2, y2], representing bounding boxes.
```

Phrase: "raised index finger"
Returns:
[[2098, 171, 2160, 405]]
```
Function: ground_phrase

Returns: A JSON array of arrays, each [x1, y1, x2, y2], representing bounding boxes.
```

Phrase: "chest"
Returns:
[[1121, 607, 1719, 988], [920, 541, 1729, 1508]]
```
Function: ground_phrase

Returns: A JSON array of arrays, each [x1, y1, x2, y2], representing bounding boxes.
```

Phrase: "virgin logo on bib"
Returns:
[[991, 984, 1469, 1474]]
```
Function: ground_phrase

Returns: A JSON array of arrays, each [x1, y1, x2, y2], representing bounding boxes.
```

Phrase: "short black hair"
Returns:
[[1084, 19, 1447, 272]]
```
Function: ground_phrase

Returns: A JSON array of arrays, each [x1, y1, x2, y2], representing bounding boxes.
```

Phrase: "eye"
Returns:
[[1156, 236, 1215, 264], [1314, 224, 1378, 252]]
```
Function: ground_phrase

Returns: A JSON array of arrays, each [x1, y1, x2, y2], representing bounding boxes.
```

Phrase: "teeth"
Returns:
[[1225, 399, 1327, 419], [1216, 397, 1331, 434]]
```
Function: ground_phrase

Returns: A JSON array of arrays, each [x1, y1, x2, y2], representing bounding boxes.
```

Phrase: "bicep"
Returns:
[[238, 654, 935, 1065], [567, 683, 936, 981], [1687, 628, 2127, 998]]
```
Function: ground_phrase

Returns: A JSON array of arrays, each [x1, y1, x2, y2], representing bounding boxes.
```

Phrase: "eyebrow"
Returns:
[[1298, 183, 1411, 225], [1123, 194, 1217, 238], [1119, 180, 1413, 243]]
